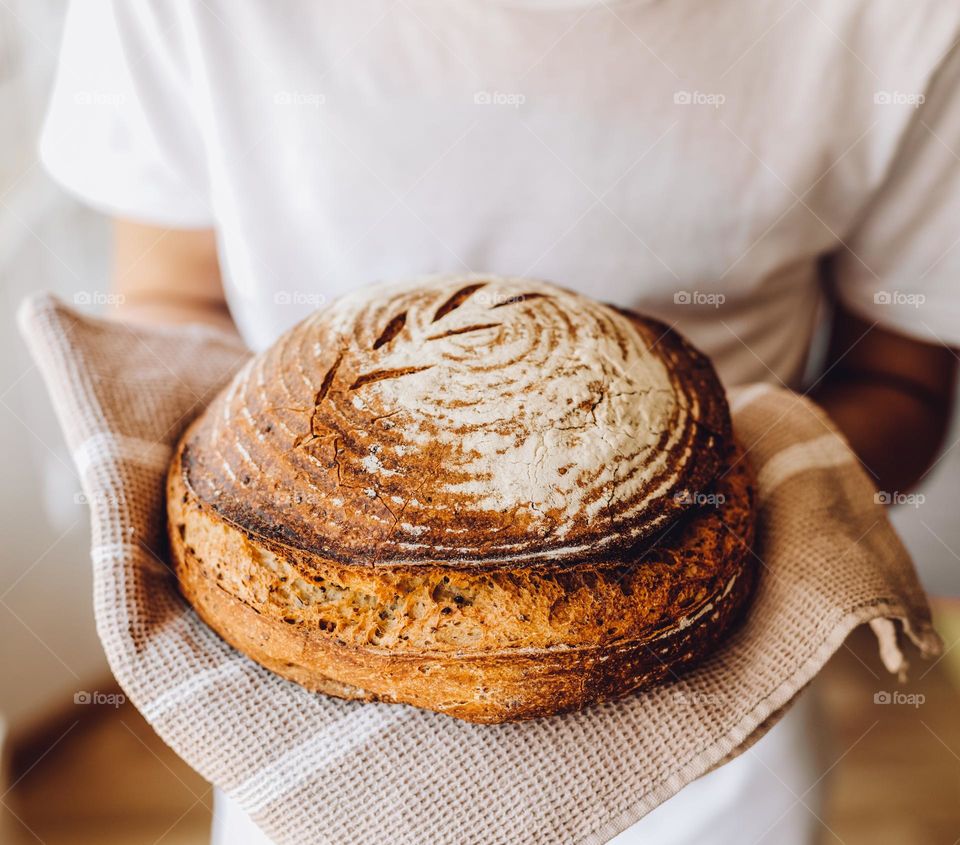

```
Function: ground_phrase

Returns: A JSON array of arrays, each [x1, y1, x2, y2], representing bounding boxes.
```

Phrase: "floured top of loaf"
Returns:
[[181, 275, 731, 566]]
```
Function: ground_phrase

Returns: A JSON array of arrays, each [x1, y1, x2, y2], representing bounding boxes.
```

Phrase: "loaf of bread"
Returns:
[[167, 276, 756, 722]]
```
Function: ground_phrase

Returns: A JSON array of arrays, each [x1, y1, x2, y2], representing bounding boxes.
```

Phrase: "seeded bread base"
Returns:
[[167, 440, 756, 723]]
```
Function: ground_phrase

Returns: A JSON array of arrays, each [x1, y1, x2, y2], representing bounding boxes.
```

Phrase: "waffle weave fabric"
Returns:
[[18, 293, 940, 845]]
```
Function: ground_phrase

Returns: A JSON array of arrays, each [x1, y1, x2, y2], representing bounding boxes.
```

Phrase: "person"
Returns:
[[39, 1, 959, 842]]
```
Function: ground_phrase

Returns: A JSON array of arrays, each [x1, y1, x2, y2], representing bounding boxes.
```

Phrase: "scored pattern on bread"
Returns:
[[181, 275, 732, 567], [168, 276, 754, 722]]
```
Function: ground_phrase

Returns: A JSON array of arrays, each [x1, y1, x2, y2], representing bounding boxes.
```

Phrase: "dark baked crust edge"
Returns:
[[167, 441, 757, 723], [179, 298, 734, 569]]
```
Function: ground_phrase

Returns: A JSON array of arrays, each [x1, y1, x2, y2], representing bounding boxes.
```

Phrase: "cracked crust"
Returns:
[[179, 275, 732, 568], [167, 276, 756, 722]]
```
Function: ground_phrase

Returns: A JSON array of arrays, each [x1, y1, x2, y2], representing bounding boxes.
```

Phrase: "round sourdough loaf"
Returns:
[[167, 275, 756, 722]]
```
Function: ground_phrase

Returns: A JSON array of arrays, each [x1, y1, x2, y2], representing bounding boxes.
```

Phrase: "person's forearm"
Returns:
[[109, 219, 239, 335], [808, 285, 957, 494], [811, 378, 951, 493], [111, 291, 239, 334]]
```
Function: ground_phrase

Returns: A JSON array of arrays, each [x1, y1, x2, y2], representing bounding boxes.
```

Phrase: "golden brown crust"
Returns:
[[179, 276, 732, 568], [166, 276, 756, 722], [168, 435, 756, 723]]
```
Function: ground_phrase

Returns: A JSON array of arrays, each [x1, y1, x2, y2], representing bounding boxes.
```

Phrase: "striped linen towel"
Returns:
[[18, 293, 940, 845]]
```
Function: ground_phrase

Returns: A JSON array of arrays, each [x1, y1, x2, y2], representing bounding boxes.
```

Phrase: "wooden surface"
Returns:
[[818, 605, 960, 845], [4, 603, 959, 845]]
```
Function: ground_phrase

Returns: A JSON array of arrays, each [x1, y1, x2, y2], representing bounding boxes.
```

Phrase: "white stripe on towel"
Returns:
[[757, 433, 856, 504], [91, 541, 171, 577], [233, 708, 407, 812], [728, 383, 775, 414], [74, 432, 172, 477], [140, 657, 251, 722]]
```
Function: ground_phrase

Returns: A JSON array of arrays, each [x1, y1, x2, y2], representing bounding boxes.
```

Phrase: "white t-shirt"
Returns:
[[39, 2, 960, 843], [40, 0, 960, 387]]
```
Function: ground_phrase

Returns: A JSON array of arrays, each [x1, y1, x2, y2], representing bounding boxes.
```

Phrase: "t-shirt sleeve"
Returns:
[[38, 0, 213, 227], [833, 40, 960, 347]]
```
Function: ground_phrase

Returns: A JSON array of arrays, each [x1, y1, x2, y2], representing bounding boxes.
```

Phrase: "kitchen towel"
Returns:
[[19, 293, 940, 845]]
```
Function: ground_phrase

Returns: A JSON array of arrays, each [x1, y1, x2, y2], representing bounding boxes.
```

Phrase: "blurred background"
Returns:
[[1, 2, 958, 844]]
